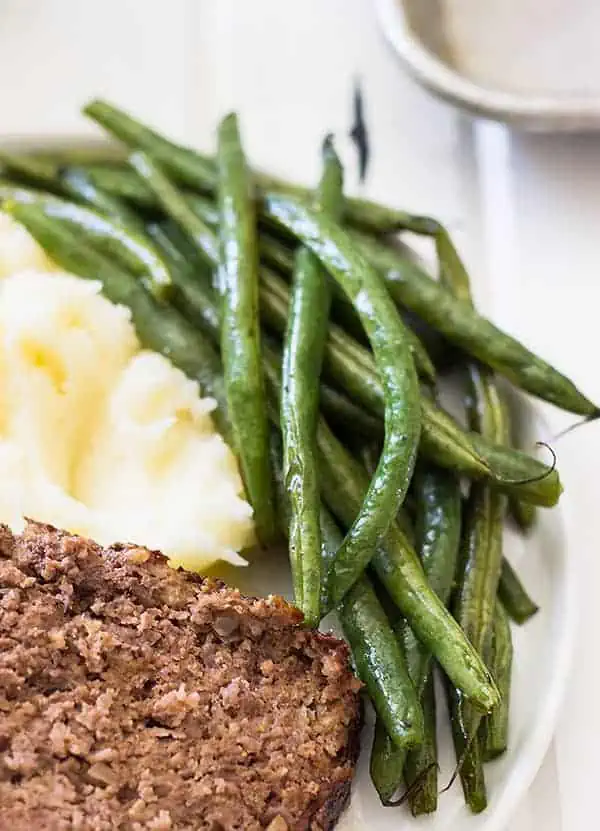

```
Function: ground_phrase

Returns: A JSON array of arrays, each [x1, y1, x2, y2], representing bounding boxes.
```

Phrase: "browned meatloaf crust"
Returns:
[[0, 521, 362, 831]]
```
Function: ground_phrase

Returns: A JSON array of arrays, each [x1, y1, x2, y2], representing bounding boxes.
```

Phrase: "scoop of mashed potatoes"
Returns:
[[0, 223, 254, 569]]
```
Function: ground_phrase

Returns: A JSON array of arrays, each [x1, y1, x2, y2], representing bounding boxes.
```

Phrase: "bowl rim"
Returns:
[[375, 0, 600, 132]]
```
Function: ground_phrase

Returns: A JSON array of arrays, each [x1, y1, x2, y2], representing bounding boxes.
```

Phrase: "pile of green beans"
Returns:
[[1, 98, 594, 820]]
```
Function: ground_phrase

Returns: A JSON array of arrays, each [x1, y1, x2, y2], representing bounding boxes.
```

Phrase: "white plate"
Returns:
[[4, 139, 575, 830], [234, 406, 576, 831]]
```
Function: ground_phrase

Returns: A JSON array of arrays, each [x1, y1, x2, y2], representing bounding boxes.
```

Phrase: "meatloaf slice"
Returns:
[[0, 521, 361, 831]]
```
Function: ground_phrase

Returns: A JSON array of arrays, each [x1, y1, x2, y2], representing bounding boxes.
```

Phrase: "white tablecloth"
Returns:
[[1, 2, 598, 828]]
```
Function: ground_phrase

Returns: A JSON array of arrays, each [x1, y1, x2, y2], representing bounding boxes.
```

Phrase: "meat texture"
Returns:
[[0, 521, 362, 831]]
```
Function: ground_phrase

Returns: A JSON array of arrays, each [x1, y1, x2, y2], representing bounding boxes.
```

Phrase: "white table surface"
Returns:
[[1, 1, 599, 828]]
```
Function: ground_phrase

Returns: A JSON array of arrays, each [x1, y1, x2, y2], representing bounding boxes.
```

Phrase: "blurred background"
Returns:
[[0, 1, 598, 828]]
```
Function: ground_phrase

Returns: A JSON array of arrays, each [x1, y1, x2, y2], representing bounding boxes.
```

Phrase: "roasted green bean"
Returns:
[[0, 152, 64, 193], [482, 602, 513, 760], [264, 194, 422, 598], [355, 232, 599, 417], [371, 465, 462, 804], [215, 114, 276, 544], [84, 98, 441, 235], [257, 341, 498, 710], [280, 137, 343, 624], [404, 674, 439, 815], [59, 166, 144, 228], [440, 238, 506, 812], [0, 187, 171, 299], [311, 416, 498, 711], [447, 681, 488, 813], [257, 260, 561, 504], [498, 558, 539, 624], [340, 576, 424, 750]]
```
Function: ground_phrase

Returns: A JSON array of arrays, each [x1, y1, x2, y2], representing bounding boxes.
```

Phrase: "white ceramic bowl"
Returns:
[[375, 0, 600, 131]]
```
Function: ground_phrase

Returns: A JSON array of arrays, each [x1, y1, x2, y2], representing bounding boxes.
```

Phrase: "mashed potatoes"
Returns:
[[0, 218, 254, 570]]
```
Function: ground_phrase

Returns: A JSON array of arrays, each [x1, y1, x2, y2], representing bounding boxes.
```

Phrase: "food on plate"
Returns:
[[0, 521, 362, 831], [0, 265, 253, 572], [0, 97, 596, 822], [214, 115, 276, 545], [280, 137, 343, 628]]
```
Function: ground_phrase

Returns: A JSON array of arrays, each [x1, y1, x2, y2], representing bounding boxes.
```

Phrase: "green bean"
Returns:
[[467, 431, 560, 507], [269, 430, 346, 619], [482, 602, 513, 760], [371, 535, 497, 714], [69, 155, 438, 382], [503, 385, 539, 531], [83, 162, 233, 233], [317, 383, 384, 442], [129, 152, 220, 265], [339, 576, 424, 750], [498, 558, 539, 624], [437, 228, 508, 809], [47, 157, 563, 506], [370, 718, 404, 805], [84, 163, 159, 207], [256, 230, 436, 381], [84, 164, 231, 228], [261, 265, 387, 413], [112, 161, 560, 507], [267, 429, 302, 603], [251, 260, 560, 505], [509, 496, 537, 533], [436, 226, 471, 302], [146, 223, 221, 341], [259, 234, 297, 275], [281, 137, 343, 625], [371, 465, 462, 803], [414, 466, 463, 602], [216, 114, 276, 545], [263, 345, 500, 716], [318, 505, 344, 614], [130, 150, 277, 543], [358, 442, 415, 544], [263, 194, 422, 594], [0, 152, 63, 192], [157, 218, 212, 275], [447, 683, 488, 813], [186, 202, 435, 384], [185, 192, 221, 227], [83, 98, 441, 235], [419, 398, 491, 479], [312, 415, 499, 711], [404, 674, 438, 815], [59, 166, 143, 228], [261, 343, 497, 709], [449, 485, 501, 804], [402, 465, 463, 687], [5, 199, 230, 439], [185, 203, 300, 280], [146, 221, 384, 445], [146, 220, 205, 279], [0, 187, 172, 299], [354, 232, 599, 416], [84, 100, 219, 190], [449, 371, 507, 809]]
